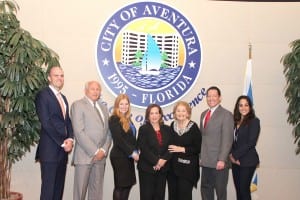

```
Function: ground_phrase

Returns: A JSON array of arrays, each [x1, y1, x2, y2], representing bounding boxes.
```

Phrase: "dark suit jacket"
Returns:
[[35, 86, 73, 162], [137, 123, 172, 173], [109, 115, 137, 158], [109, 115, 138, 187], [231, 118, 260, 167]]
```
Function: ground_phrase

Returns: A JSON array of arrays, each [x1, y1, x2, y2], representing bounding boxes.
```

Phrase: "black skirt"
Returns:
[[110, 156, 136, 187]]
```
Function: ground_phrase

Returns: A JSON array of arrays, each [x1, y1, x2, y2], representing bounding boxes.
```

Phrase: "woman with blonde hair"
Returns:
[[109, 94, 139, 200], [168, 101, 202, 200]]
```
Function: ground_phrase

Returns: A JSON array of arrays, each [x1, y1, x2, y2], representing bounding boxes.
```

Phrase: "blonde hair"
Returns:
[[173, 101, 192, 120], [112, 94, 131, 132]]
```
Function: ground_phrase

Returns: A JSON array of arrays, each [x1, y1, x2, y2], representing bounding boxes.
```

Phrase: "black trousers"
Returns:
[[201, 166, 229, 200], [138, 170, 167, 200], [232, 164, 256, 200], [167, 170, 194, 200]]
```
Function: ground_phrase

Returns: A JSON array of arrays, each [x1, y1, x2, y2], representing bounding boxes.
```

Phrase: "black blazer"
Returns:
[[137, 123, 172, 173], [35, 86, 73, 162], [231, 117, 260, 167], [109, 115, 138, 158]]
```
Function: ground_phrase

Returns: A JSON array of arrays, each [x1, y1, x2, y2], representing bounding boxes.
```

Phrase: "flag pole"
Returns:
[[244, 43, 253, 103], [246, 43, 257, 193], [248, 43, 252, 59]]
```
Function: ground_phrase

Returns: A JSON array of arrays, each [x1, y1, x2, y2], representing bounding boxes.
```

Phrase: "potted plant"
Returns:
[[281, 39, 300, 154], [0, 0, 60, 199]]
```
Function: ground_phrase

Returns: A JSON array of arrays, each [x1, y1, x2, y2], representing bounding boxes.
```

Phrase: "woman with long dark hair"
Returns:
[[137, 104, 171, 200], [229, 95, 260, 200]]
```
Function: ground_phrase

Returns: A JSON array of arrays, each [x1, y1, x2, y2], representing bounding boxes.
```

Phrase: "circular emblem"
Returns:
[[96, 1, 202, 108]]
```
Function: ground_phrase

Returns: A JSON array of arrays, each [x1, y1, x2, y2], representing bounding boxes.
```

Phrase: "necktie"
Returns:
[[94, 102, 104, 125], [155, 130, 162, 146], [57, 93, 66, 118], [204, 110, 211, 128]]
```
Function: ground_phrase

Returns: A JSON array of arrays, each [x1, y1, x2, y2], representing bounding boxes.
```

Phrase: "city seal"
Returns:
[[96, 1, 202, 108]]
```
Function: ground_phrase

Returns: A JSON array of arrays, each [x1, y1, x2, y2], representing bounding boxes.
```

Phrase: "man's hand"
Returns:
[[93, 150, 105, 161], [63, 139, 73, 152], [216, 160, 225, 170]]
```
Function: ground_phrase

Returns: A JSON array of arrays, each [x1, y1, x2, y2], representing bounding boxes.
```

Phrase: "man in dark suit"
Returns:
[[71, 81, 112, 200], [35, 66, 74, 200], [200, 86, 234, 200]]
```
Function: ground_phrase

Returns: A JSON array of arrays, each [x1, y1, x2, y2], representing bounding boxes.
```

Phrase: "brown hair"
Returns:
[[144, 104, 164, 125], [112, 94, 131, 132]]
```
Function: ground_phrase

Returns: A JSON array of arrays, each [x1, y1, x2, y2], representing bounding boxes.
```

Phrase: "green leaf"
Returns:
[[282, 39, 300, 154], [0, 1, 60, 197]]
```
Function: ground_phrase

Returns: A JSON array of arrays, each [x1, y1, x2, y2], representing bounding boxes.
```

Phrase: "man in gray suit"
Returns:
[[71, 81, 112, 200], [200, 86, 234, 200]]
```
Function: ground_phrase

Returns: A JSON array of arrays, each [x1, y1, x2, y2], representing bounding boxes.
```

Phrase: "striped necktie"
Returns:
[[57, 93, 66, 118]]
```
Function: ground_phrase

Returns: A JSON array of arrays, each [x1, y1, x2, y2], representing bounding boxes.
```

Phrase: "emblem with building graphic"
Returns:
[[96, 2, 202, 108]]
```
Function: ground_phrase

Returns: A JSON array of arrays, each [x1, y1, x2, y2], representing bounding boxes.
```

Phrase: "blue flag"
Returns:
[[243, 58, 258, 193], [250, 172, 258, 192], [243, 59, 253, 104]]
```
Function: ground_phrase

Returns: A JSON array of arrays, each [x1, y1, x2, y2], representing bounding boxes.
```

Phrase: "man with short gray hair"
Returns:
[[71, 81, 112, 200]]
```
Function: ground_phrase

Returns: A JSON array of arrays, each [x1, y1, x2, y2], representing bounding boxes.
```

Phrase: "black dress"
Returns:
[[168, 120, 202, 200], [109, 115, 138, 187]]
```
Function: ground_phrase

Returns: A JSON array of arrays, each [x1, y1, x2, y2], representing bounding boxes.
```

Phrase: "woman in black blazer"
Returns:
[[167, 101, 202, 200], [137, 104, 172, 200], [109, 94, 139, 200], [229, 95, 260, 200]]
